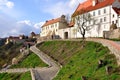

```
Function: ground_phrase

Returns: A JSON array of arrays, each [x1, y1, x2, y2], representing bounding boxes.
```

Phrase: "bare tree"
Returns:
[[96, 23, 101, 37], [76, 10, 96, 40]]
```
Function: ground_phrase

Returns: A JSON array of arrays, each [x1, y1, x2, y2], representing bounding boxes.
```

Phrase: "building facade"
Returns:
[[40, 15, 68, 39], [71, 0, 120, 38]]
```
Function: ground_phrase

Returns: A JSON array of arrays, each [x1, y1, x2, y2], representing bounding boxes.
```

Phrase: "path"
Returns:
[[0, 44, 60, 80], [115, 41, 120, 45], [30, 45, 60, 80]]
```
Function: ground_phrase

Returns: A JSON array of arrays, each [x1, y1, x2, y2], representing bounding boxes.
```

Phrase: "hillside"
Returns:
[[37, 41, 120, 80], [11, 52, 48, 68], [0, 71, 31, 80], [0, 42, 22, 68]]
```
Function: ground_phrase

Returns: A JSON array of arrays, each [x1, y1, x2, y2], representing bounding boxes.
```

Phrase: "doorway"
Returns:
[[64, 32, 68, 39]]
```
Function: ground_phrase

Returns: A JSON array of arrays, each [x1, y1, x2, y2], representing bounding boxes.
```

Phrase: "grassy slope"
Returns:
[[0, 42, 22, 68], [11, 52, 48, 68], [37, 41, 120, 80], [0, 71, 31, 80]]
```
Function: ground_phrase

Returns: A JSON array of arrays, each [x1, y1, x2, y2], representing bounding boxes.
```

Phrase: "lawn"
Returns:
[[11, 52, 48, 68], [0, 71, 31, 80], [37, 41, 120, 80]]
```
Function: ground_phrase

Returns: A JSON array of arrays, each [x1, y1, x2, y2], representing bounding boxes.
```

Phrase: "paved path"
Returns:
[[115, 41, 120, 45], [30, 45, 60, 80], [0, 44, 60, 80]]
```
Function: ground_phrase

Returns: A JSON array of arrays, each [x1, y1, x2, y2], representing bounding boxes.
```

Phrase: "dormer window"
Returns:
[[92, 0, 97, 6]]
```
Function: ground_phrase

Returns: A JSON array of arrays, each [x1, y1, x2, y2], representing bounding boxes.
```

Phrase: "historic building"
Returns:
[[71, 0, 120, 38], [40, 15, 68, 39]]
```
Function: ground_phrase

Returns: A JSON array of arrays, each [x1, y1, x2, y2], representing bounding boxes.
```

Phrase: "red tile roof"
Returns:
[[42, 18, 61, 27], [69, 22, 74, 27], [113, 7, 120, 15], [72, 0, 115, 17], [75, 0, 92, 13]]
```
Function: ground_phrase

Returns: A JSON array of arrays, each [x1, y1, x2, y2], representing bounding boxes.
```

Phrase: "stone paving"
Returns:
[[30, 45, 60, 80], [0, 43, 60, 80]]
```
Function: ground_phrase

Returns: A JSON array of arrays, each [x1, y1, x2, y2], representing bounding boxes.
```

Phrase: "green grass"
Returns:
[[11, 52, 48, 68], [37, 41, 120, 80], [108, 38, 120, 41], [0, 71, 31, 80], [0, 42, 23, 68]]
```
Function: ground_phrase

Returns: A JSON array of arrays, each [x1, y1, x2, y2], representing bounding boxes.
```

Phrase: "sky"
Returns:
[[0, 0, 85, 38]]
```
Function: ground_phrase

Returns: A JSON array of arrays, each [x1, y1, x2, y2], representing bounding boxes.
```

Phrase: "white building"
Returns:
[[40, 15, 68, 38], [71, 0, 120, 38]]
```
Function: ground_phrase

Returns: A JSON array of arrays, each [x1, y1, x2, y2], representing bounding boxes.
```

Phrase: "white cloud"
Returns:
[[0, 14, 42, 37], [18, 20, 33, 26], [6, 1, 14, 8], [44, 0, 85, 18], [34, 22, 44, 29], [0, 0, 14, 9]]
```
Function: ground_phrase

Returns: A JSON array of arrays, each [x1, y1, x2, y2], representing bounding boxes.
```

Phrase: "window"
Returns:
[[98, 10, 101, 15], [89, 20, 91, 24], [55, 23, 57, 27], [103, 8, 106, 13], [104, 17, 106, 22], [104, 25, 106, 29], [93, 12, 95, 16], [113, 14, 115, 18], [112, 21, 114, 24], [116, 20, 118, 23], [100, 18, 102, 22]]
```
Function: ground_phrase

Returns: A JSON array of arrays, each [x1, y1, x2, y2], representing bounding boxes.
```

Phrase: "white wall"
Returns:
[[40, 22, 59, 37], [73, 5, 119, 38]]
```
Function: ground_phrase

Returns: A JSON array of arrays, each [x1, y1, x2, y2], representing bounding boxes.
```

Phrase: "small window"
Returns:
[[89, 20, 91, 24], [98, 10, 101, 15], [100, 18, 102, 22], [55, 23, 57, 27], [116, 20, 118, 23], [104, 17, 106, 22], [93, 12, 95, 16], [113, 14, 115, 18], [103, 8, 106, 13], [112, 21, 114, 24]]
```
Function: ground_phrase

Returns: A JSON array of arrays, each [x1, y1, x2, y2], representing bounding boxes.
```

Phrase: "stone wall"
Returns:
[[87, 38, 120, 65], [104, 28, 120, 39]]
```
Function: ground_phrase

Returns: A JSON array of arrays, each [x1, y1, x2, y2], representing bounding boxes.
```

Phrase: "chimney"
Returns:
[[92, 0, 97, 6], [46, 20, 48, 22]]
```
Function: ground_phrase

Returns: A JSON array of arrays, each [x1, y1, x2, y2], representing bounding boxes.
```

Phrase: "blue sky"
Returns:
[[0, 0, 84, 38]]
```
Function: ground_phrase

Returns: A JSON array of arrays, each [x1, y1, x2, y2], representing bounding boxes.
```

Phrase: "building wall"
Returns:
[[104, 28, 120, 39], [72, 5, 119, 38], [40, 22, 59, 37], [58, 27, 80, 39]]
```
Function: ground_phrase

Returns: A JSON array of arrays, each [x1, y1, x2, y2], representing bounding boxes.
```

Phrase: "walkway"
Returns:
[[0, 43, 60, 80], [30, 45, 60, 80]]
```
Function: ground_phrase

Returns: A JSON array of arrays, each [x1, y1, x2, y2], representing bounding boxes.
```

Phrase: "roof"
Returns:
[[42, 18, 61, 27], [113, 7, 120, 15], [72, 0, 115, 17], [9, 36, 19, 40], [69, 22, 75, 27]]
